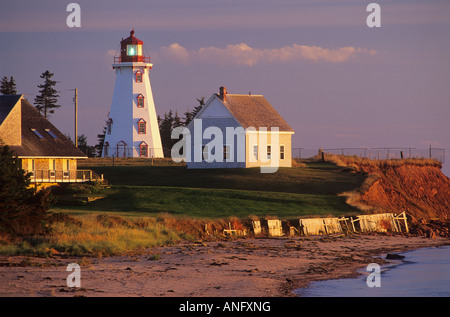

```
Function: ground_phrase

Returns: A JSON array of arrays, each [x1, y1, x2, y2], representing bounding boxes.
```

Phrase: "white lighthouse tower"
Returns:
[[102, 30, 163, 158]]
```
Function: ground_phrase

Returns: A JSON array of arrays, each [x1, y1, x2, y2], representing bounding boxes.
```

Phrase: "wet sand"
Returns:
[[1, 234, 449, 297]]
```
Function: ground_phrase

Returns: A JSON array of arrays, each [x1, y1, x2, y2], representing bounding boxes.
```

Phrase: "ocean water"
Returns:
[[297, 245, 450, 297]]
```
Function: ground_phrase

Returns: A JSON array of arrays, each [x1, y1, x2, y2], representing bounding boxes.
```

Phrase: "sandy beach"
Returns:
[[0, 234, 449, 297]]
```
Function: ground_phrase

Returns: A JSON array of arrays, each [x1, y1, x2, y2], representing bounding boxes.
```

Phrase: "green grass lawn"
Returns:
[[54, 185, 357, 219], [85, 164, 363, 195], [53, 161, 366, 219]]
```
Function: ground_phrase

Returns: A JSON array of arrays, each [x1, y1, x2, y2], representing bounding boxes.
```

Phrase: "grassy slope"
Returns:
[[54, 162, 366, 219]]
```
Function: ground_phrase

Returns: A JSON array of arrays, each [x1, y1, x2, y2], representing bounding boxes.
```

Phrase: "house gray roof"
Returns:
[[0, 95, 87, 158], [218, 93, 294, 132]]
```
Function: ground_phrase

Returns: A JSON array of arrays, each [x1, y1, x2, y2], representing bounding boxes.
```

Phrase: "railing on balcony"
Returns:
[[28, 169, 103, 183], [113, 56, 151, 63]]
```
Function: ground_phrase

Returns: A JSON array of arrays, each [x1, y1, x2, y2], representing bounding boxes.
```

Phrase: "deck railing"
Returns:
[[28, 169, 103, 183]]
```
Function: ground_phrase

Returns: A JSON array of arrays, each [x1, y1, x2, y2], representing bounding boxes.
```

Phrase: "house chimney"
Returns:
[[219, 86, 227, 102]]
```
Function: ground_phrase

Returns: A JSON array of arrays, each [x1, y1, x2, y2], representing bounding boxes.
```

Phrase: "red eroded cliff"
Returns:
[[358, 164, 449, 221], [328, 156, 450, 226]]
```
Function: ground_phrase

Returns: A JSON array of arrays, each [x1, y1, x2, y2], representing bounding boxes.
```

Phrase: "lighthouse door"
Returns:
[[117, 141, 127, 157]]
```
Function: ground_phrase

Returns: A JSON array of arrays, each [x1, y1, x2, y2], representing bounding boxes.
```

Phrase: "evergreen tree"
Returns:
[[159, 110, 183, 157], [34, 70, 60, 118], [158, 97, 205, 157], [65, 134, 96, 157], [0, 144, 53, 237], [0, 76, 17, 95], [77, 134, 96, 157], [183, 97, 205, 125]]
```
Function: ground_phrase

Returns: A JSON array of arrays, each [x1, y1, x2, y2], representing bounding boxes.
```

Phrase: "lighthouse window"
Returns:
[[103, 142, 109, 157], [140, 142, 148, 157], [107, 118, 113, 135], [135, 71, 143, 83], [137, 119, 146, 134], [137, 94, 145, 108]]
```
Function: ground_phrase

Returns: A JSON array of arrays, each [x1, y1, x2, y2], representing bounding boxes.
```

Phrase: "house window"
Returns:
[[137, 94, 144, 108], [223, 145, 231, 161], [31, 129, 44, 139], [280, 145, 285, 160], [50, 159, 56, 178], [267, 145, 271, 160], [140, 142, 148, 157], [135, 70, 143, 83], [63, 160, 70, 178], [202, 145, 209, 161], [29, 159, 35, 178], [45, 129, 58, 139], [253, 145, 258, 160]]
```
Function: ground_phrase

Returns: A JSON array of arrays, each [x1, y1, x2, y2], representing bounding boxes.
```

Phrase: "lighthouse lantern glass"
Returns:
[[127, 45, 136, 56], [127, 44, 142, 56]]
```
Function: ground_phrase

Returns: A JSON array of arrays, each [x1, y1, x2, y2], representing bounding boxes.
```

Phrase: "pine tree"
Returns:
[[0, 145, 53, 237], [158, 98, 204, 157], [0, 76, 17, 95], [183, 97, 205, 125], [159, 110, 175, 157], [77, 134, 96, 157], [34, 70, 60, 118]]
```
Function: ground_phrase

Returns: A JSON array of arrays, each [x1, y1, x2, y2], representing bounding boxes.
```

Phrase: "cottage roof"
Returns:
[[0, 95, 87, 158], [218, 93, 294, 132]]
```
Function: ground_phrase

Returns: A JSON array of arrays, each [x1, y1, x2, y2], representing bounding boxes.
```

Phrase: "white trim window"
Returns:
[[253, 145, 258, 161], [223, 145, 231, 161], [202, 145, 209, 161], [280, 145, 285, 160]]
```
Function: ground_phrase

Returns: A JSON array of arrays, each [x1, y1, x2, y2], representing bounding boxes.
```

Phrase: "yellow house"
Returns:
[[0, 95, 95, 185], [186, 86, 294, 169]]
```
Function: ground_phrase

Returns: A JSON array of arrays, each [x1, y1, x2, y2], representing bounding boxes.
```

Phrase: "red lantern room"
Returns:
[[116, 29, 150, 63]]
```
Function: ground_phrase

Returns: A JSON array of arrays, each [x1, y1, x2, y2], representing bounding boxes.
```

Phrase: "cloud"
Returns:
[[107, 49, 117, 57], [159, 43, 190, 65], [155, 43, 376, 66]]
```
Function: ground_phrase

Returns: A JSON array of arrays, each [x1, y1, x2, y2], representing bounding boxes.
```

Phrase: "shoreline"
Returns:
[[0, 234, 449, 297]]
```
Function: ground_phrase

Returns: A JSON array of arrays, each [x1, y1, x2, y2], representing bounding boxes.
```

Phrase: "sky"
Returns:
[[1, 0, 449, 175]]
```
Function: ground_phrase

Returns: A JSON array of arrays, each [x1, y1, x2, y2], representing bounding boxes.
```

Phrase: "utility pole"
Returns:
[[74, 88, 78, 147]]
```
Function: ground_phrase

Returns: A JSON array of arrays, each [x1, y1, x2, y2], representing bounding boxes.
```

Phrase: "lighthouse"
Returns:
[[102, 30, 163, 158]]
